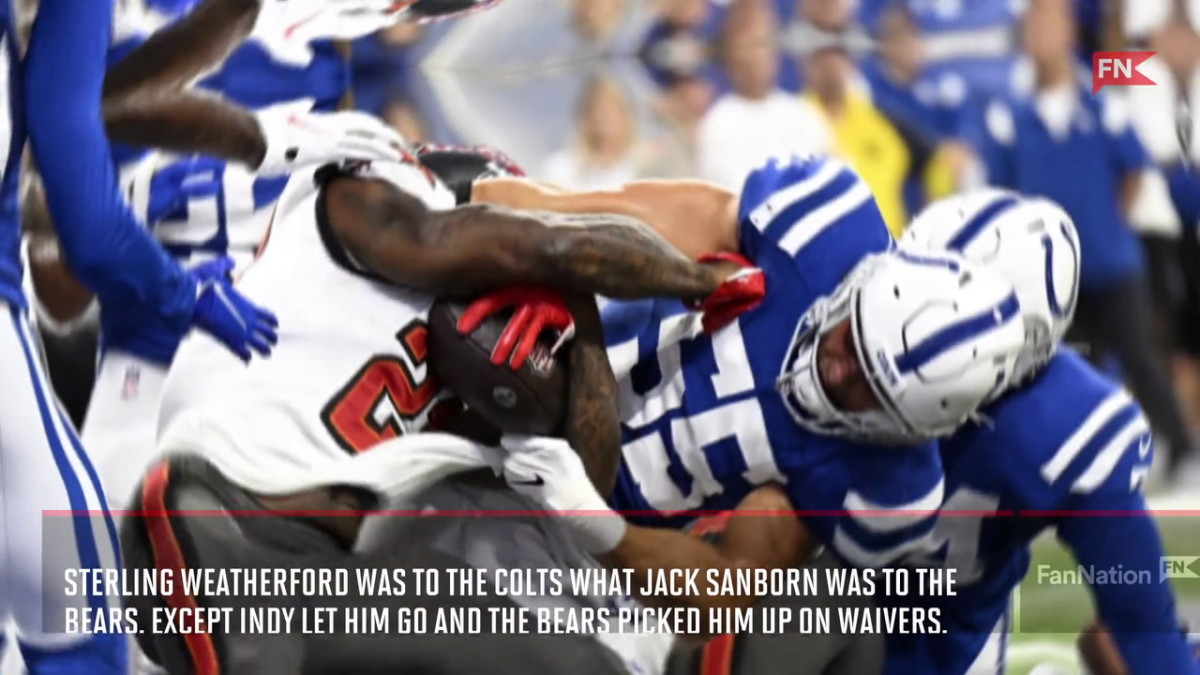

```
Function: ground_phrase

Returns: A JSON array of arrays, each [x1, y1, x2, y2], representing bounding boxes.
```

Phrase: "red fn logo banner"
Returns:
[[1092, 51, 1157, 93]]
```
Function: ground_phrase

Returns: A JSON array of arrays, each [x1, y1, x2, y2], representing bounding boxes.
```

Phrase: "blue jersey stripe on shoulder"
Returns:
[[1069, 414, 1150, 494], [761, 170, 871, 256], [1040, 389, 1135, 482], [750, 161, 850, 235]]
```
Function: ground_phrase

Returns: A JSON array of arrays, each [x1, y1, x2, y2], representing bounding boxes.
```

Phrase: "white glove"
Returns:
[[252, 0, 404, 67], [499, 434, 627, 554], [254, 104, 406, 177]]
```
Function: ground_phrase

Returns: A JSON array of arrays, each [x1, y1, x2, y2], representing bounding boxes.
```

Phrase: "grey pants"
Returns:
[[120, 456, 628, 675], [666, 553, 884, 675]]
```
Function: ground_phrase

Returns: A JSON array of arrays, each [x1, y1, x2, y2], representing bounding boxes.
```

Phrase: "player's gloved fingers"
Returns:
[[493, 304, 533, 367], [254, 315, 280, 343], [510, 312, 547, 370], [217, 333, 253, 363], [324, 12, 401, 37], [254, 306, 280, 329], [458, 296, 505, 334], [337, 135, 404, 163], [247, 332, 274, 357], [332, 111, 407, 145], [331, 137, 402, 165], [191, 257, 236, 282]]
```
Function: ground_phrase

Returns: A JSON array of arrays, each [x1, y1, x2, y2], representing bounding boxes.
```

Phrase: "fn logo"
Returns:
[[1160, 556, 1200, 583], [1093, 52, 1157, 94]]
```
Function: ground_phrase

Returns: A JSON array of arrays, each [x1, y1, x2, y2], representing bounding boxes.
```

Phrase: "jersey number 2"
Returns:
[[321, 321, 439, 454]]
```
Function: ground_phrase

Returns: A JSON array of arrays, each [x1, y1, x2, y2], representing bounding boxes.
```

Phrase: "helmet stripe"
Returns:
[[946, 195, 1020, 252], [894, 293, 1021, 374], [1041, 235, 1063, 318]]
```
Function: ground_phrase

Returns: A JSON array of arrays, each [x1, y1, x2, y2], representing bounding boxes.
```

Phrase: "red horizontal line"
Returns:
[[39, 509, 1200, 518]]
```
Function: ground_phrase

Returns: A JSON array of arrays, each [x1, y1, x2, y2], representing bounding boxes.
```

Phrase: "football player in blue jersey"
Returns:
[[881, 189, 1197, 675], [469, 156, 1028, 610], [0, 0, 299, 670]]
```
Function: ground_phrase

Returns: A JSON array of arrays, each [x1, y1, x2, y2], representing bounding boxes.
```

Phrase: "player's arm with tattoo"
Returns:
[[324, 177, 734, 301], [471, 177, 741, 259], [104, 89, 268, 169], [560, 294, 621, 497], [102, 0, 269, 167]]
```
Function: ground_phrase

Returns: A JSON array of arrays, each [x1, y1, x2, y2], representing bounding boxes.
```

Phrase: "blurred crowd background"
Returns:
[[106, 0, 1200, 486]]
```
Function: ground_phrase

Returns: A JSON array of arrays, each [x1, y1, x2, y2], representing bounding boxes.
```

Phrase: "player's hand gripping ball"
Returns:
[[427, 291, 569, 436]]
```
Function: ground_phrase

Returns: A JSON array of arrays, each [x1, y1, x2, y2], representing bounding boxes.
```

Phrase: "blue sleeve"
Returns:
[[967, 100, 1017, 188], [736, 156, 892, 289], [1100, 97, 1152, 175], [1057, 489, 1193, 675], [24, 0, 194, 325]]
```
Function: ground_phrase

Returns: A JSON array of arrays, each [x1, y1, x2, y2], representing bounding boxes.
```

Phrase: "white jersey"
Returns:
[[158, 161, 496, 497]]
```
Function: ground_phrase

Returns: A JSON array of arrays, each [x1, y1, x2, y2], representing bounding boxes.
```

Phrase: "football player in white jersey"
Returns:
[[22, 0, 415, 518], [126, 150, 764, 673]]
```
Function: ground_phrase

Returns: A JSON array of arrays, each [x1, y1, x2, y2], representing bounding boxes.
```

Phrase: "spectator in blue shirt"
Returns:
[[971, 0, 1198, 474]]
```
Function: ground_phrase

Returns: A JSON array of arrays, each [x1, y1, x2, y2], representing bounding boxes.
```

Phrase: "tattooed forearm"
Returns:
[[326, 179, 728, 302], [532, 211, 724, 302], [104, 90, 266, 168], [562, 294, 621, 497]]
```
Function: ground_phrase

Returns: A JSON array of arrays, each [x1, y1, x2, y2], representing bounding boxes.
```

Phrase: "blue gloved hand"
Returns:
[[189, 258, 278, 362], [146, 157, 223, 226]]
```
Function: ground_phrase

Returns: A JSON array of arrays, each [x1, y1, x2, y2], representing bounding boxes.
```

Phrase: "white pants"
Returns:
[[81, 351, 169, 514], [79, 351, 170, 675], [0, 303, 120, 650]]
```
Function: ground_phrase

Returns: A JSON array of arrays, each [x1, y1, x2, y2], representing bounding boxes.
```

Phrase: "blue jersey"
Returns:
[[102, 1, 351, 363], [885, 349, 1192, 675], [0, 0, 23, 309], [604, 156, 946, 568]]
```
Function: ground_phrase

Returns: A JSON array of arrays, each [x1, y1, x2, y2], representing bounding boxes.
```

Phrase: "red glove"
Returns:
[[687, 252, 766, 333], [458, 285, 576, 370]]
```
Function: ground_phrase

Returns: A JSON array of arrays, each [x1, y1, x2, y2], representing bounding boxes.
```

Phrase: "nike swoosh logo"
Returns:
[[509, 475, 545, 487]]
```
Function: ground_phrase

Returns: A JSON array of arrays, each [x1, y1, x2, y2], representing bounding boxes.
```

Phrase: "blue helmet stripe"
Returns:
[[946, 195, 1021, 252], [1042, 235, 1063, 318], [1059, 219, 1079, 319], [896, 249, 961, 272], [895, 293, 1022, 374]]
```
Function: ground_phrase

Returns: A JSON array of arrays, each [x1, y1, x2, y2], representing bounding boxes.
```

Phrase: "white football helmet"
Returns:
[[778, 249, 1027, 445], [903, 189, 1080, 387]]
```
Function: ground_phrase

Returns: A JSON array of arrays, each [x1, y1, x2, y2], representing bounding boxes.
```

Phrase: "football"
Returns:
[[426, 300, 567, 436]]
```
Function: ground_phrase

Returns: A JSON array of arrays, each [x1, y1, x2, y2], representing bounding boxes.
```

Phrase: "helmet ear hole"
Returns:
[[893, 286, 900, 298]]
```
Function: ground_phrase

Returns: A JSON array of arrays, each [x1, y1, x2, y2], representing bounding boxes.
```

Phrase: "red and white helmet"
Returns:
[[903, 189, 1080, 389]]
